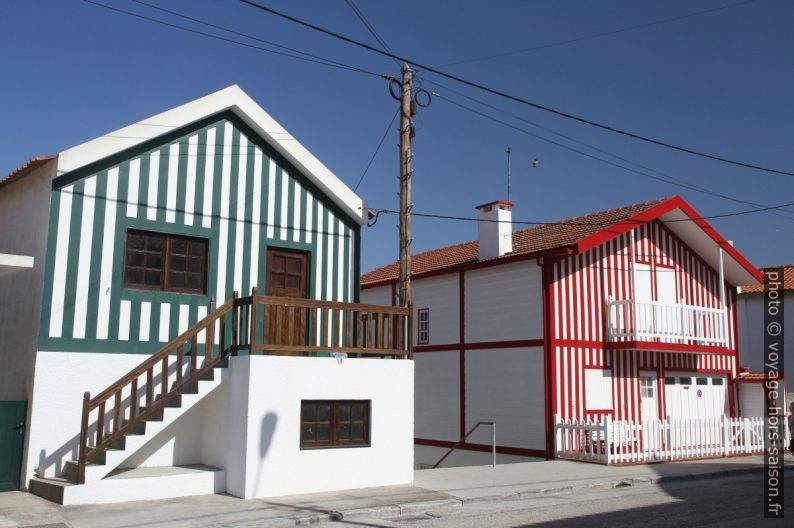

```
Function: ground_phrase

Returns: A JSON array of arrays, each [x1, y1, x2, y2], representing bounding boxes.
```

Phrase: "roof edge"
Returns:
[[55, 85, 365, 225]]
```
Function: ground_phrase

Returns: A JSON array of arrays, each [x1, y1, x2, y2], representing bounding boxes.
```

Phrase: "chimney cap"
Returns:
[[475, 200, 514, 210]]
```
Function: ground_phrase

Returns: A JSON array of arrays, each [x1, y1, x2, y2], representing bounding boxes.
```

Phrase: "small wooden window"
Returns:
[[417, 308, 429, 345], [300, 400, 370, 449], [124, 230, 208, 294]]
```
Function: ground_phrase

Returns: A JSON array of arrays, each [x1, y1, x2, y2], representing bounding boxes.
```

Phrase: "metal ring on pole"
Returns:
[[413, 88, 432, 108], [388, 78, 403, 101]]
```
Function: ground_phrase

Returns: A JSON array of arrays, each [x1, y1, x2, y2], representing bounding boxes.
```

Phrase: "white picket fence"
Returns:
[[554, 415, 781, 464]]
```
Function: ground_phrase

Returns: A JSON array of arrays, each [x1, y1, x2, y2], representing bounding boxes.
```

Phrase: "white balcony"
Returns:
[[606, 297, 728, 346]]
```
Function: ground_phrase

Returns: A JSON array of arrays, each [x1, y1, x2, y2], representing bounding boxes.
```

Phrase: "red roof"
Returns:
[[0, 156, 55, 189], [362, 197, 668, 286], [740, 266, 794, 293]]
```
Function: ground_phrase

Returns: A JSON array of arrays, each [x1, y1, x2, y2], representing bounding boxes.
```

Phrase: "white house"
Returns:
[[736, 265, 792, 415], [362, 197, 766, 467], [0, 86, 413, 504]]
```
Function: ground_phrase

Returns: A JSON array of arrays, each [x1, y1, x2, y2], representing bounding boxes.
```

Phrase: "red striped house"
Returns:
[[361, 196, 762, 467]]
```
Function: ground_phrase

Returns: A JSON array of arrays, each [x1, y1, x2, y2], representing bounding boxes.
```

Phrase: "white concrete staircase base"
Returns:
[[29, 464, 225, 505]]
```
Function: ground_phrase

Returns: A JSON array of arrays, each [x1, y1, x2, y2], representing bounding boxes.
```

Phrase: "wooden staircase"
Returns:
[[29, 289, 411, 504]]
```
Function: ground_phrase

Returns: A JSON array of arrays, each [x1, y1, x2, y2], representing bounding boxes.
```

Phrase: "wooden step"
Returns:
[[29, 476, 71, 504], [156, 393, 182, 408], [139, 407, 163, 421], [122, 419, 146, 435], [64, 455, 107, 484]]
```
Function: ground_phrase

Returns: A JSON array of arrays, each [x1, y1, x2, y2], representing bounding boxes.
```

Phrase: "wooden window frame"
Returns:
[[417, 308, 430, 345], [123, 229, 209, 295], [300, 400, 371, 449]]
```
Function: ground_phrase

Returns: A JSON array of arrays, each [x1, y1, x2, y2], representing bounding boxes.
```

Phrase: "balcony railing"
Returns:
[[606, 297, 727, 346]]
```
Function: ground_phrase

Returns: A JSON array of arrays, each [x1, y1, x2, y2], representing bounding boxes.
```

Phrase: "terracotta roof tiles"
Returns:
[[0, 156, 55, 189], [362, 198, 668, 286], [740, 265, 794, 293]]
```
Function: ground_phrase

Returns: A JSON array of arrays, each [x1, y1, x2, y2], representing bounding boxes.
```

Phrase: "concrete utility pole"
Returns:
[[398, 63, 413, 309]]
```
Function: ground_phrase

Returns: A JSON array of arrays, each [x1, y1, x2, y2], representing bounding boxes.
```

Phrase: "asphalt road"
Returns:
[[320, 473, 792, 528]]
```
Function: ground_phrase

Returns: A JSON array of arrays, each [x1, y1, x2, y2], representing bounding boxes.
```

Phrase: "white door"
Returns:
[[640, 371, 660, 449], [634, 263, 652, 337], [656, 266, 677, 340]]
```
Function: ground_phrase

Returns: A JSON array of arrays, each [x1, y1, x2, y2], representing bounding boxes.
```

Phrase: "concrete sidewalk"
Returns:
[[1, 455, 791, 527]]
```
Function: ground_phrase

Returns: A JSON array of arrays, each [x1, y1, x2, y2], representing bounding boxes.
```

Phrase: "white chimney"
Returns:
[[475, 200, 514, 260]]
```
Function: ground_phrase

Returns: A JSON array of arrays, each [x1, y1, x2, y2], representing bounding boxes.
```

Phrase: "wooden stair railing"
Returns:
[[76, 289, 412, 484], [76, 295, 236, 484]]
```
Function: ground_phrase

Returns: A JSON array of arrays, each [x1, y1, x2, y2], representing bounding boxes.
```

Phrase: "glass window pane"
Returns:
[[338, 405, 350, 421], [351, 423, 364, 440], [351, 404, 364, 421], [128, 234, 144, 250], [317, 404, 331, 422], [189, 241, 205, 257], [126, 269, 143, 284], [303, 405, 316, 422], [147, 253, 162, 269], [696, 378, 708, 385], [145, 270, 162, 286], [171, 237, 187, 254], [664, 377, 676, 385], [712, 378, 724, 386], [187, 257, 202, 272], [336, 423, 350, 440], [169, 272, 185, 289], [679, 377, 692, 385], [301, 424, 315, 442], [170, 256, 186, 272], [147, 235, 164, 251], [128, 251, 144, 267], [316, 425, 330, 441], [186, 273, 201, 291]]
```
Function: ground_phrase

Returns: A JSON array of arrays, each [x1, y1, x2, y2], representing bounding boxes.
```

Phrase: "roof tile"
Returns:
[[362, 198, 668, 285]]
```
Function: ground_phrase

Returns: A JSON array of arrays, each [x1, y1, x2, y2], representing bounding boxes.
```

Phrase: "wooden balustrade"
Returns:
[[76, 290, 411, 483]]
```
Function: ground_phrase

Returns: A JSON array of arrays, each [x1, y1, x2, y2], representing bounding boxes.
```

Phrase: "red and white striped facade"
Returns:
[[549, 219, 739, 425], [362, 198, 761, 462]]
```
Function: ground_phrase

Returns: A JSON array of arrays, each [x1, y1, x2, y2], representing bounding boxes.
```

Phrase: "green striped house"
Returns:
[[37, 86, 364, 355]]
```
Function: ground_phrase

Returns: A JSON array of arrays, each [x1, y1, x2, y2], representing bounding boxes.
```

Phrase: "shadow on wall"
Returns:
[[253, 412, 278, 495]]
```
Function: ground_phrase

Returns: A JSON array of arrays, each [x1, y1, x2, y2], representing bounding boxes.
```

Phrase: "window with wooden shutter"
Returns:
[[123, 229, 208, 294]]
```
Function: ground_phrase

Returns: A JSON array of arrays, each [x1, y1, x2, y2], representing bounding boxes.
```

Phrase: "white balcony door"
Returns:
[[634, 263, 652, 336], [656, 266, 677, 340]]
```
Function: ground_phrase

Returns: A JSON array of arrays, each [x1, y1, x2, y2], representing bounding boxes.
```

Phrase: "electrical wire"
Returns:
[[343, 0, 401, 68], [82, 0, 383, 77], [425, 80, 794, 222], [236, 0, 794, 177], [370, 199, 794, 227], [355, 108, 400, 192], [435, 0, 759, 68]]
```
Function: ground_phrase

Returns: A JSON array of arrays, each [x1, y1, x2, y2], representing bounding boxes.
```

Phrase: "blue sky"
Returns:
[[2, 0, 792, 273]]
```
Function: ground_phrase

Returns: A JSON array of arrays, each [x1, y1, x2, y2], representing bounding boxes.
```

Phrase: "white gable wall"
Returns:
[[464, 260, 542, 342]]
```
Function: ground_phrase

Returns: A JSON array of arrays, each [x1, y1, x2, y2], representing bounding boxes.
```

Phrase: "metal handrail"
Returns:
[[432, 421, 496, 469]]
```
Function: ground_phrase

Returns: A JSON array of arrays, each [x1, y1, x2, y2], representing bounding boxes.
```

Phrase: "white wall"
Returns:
[[0, 160, 55, 403], [411, 274, 460, 346], [228, 355, 414, 498], [360, 285, 391, 307], [464, 260, 543, 342], [414, 351, 460, 441], [27, 354, 414, 498], [414, 444, 539, 469], [24, 351, 148, 482], [465, 347, 545, 450], [737, 292, 793, 398]]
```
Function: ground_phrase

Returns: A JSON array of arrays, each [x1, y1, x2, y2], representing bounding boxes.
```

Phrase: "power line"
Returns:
[[355, 108, 399, 192], [82, 0, 382, 77], [236, 0, 794, 177], [371, 199, 794, 227], [425, 79, 794, 222], [343, 0, 401, 68], [435, 0, 758, 68]]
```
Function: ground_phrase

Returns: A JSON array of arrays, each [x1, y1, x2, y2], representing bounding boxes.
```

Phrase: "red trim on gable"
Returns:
[[574, 196, 762, 284]]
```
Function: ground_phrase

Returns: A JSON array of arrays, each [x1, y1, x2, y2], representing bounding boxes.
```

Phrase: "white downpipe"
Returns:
[[629, 231, 639, 341], [718, 247, 727, 345]]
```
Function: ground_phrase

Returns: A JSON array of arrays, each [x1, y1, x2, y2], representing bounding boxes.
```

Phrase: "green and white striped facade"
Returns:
[[38, 111, 360, 354]]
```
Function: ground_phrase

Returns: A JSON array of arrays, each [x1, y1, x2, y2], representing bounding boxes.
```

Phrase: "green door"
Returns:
[[0, 401, 26, 492]]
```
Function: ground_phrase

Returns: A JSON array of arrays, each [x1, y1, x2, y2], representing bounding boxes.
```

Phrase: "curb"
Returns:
[[323, 464, 794, 523]]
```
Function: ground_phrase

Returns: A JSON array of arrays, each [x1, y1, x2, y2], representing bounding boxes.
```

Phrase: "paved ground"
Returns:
[[319, 473, 792, 527], [0, 455, 791, 527]]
